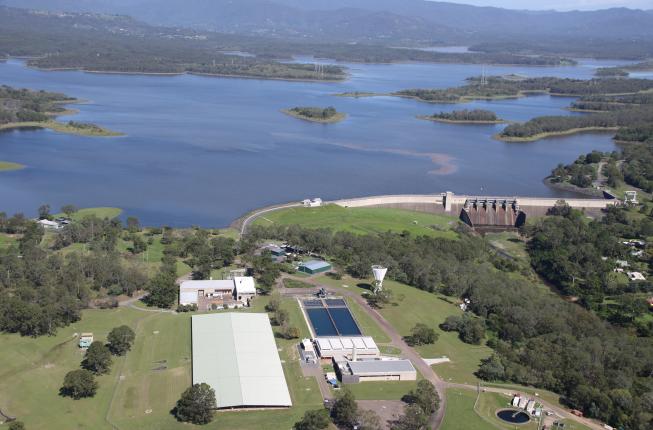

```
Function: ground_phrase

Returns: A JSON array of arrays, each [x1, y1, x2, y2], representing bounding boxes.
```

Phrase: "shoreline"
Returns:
[[31, 65, 348, 83], [281, 109, 346, 124], [543, 177, 606, 198], [495, 127, 619, 142], [417, 115, 506, 124], [0, 120, 124, 137]]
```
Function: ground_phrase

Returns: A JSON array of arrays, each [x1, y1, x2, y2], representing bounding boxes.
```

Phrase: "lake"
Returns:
[[0, 58, 643, 227]]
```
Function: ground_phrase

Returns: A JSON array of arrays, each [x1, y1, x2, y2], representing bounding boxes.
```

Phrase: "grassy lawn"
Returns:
[[253, 204, 459, 239], [344, 297, 391, 344], [371, 280, 491, 384], [0, 233, 17, 249], [441, 388, 495, 430], [556, 419, 593, 430], [0, 297, 324, 429], [283, 278, 315, 289], [343, 379, 418, 401], [485, 232, 529, 261]]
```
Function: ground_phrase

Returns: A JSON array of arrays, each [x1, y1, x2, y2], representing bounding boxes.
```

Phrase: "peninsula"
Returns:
[[0, 85, 121, 137], [282, 106, 346, 123], [418, 109, 505, 124]]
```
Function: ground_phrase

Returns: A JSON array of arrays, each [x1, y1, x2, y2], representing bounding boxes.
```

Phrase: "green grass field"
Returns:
[[440, 389, 495, 430], [316, 275, 492, 384], [283, 278, 315, 289], [0, 296, 324, 429], [53, 207, 123, 221], [342, 379, 419, 401], [344, 297, 391, 344], [0, 233, 17, 249], [0, 161, 25, 171], [253, 204, 459, 239]]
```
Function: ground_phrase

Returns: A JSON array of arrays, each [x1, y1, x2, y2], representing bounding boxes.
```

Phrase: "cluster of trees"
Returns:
[[440, 314, 485, 345], [265, 294, 300, 339], [395, 77, 653, 104], [427, 109, 499, 122], [61, 326, 135, 400], [622, 143, 653, 192], [501, 105, 653, 139], [0, 8, 345, 81], [405, 323, 438, 346], [294, 382, 438, 430], [525, 204, 652, 316], [247, 220, 651, 429], [549, 151, 606, 188], [0, 85, 73, 125], [288, 106, 339, 120]]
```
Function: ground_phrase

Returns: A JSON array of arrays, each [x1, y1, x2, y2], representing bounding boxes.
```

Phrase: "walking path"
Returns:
[[238, 202, 301, 237]]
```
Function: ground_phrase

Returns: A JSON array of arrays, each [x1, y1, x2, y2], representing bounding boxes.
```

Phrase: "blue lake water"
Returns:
[[0, 58, 646, 226]]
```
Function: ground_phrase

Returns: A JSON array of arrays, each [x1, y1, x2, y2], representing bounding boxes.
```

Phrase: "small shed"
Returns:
[[298, 260, 332, 275], [79, 333, 94, 349]]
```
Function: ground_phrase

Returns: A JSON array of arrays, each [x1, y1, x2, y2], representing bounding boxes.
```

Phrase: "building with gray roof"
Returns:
[[191, 313, 292, 409]]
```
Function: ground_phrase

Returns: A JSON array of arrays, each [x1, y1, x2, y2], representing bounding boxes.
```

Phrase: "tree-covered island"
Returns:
[[418, 109, 504, 124], [282, 106, 346, 123], [0, 85, 121, 137]]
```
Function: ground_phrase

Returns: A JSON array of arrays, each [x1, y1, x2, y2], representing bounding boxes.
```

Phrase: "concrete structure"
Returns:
[[300, 338, 317, 364], [624, 191, 638, 204], [332, 192, 618, 229], [314, 336, 379, 361], [372, 265, 388, 293], [302, 198, 323, 208], [180, 277, 256, 310], [191, 313, 292, 409], [336, 359, 417, 383], [298, 260, 332, 275], [79, 333, 93, 349]]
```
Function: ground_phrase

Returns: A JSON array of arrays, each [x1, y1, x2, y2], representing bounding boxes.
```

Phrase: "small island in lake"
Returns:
[[282, 106, 346, 123], [0, 85, 122, 137], [419, 109, 505, 124], [0, 161, 25, 172]]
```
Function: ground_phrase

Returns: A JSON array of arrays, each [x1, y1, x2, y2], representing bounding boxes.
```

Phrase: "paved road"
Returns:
[[238, 202, 302, 237]]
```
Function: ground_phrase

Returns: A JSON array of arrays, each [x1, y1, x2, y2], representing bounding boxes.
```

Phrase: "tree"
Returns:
[[407, 323, 437, 346], [367, 288, 394, 309], [174, 383, 216, 425], [38, 204, 50, 220], [126, 216, 141, 233], [274, 308, 289, 326], [405, 380, 440, 415], [283, 324, 300, 339], [392, 404, 428, 430], [131, 235, 147, 254], [146, 271, 177, 308], [107, 325, 136, 356], [8, 421, 25, 430], [476, 355, 505, 381], [357, 409, 383, 430], [293, 409, 330, 430], [82, 341, 112, 374], [61, 204, 78, 218], [60, 369, 98, 399], [331, 388, 358, 427]]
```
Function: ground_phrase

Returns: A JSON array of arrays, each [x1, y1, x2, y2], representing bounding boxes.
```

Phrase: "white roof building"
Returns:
[[37, 219, 63, 230], [314, 336, 379, 360], [234, 277, 256, 296], [627, 272, 646, 281], [179, 277, 256, 306], [191, 313, 292, 409]]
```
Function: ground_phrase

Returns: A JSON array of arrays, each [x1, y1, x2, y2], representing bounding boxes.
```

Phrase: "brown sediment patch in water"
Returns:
[[273, 133, 457, 176]]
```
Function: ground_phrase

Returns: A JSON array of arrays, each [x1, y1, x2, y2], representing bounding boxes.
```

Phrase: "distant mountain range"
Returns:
[[1, 0, 652, 58]]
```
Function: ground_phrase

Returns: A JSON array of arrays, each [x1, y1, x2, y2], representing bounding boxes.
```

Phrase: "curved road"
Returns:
[[238, 202, 302, 237]]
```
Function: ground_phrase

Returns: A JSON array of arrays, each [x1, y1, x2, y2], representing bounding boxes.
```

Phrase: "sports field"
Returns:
[[253, 204, 459, 239], [0, 297, 324, 429]]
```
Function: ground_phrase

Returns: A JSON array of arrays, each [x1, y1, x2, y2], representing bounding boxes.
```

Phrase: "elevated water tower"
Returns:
[[372, 265, 388, 293]]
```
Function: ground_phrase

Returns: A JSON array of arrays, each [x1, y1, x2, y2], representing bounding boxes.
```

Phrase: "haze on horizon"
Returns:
[[437, 0, 653, 11]]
